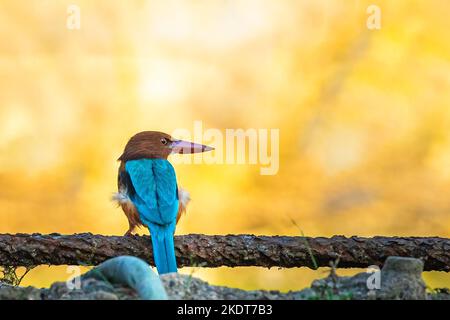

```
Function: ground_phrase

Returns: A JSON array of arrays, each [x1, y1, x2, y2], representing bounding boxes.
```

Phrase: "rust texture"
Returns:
[[0, 233, 448, 271]]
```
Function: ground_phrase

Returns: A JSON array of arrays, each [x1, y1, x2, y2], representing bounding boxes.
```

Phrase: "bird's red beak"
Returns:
[[170, 140, 214, 154]]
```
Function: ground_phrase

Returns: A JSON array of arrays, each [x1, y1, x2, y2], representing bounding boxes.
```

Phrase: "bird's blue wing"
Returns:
[[125, 159, 179, 225]]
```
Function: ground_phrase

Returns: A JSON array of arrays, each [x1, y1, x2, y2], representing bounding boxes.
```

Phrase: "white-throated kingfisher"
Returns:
[[113, 131, 213, 274]]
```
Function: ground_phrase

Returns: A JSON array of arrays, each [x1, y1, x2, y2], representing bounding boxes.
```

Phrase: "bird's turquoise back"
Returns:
[[125, 159, 179, 226], [125, 159, 179, 274]]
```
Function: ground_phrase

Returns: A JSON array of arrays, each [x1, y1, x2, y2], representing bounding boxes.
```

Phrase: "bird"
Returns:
[[112, 131, 214, 274]]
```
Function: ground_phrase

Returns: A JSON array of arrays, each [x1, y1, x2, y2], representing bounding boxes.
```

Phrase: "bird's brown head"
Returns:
[[119, 131, 214, 161]]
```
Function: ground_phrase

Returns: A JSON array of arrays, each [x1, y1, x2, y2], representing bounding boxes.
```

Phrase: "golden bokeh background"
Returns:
[[0, 0, 449, 290]]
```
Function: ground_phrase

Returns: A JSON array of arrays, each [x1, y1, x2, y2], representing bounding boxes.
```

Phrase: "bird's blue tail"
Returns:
[[148, 223, 177, 274]]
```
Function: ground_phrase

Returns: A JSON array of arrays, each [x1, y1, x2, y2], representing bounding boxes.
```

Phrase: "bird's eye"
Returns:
[[160, 138, 168, 145]]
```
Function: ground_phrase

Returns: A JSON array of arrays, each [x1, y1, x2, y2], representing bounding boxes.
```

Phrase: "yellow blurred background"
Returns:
[[0, 0, 449, 291]]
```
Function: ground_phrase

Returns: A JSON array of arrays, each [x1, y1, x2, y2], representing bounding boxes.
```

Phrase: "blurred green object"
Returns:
[[83, 256, 168, 300]]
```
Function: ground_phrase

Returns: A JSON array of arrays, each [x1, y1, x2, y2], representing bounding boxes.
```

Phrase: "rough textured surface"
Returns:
[[159, 273, 308, 300], [45, 277, 139, 300], [0, 256, 448, 300], [377, 256, 427, 299], [309, 256, 427, 300], [0, 284, 43, 300], [0, 233, 449, 271]]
